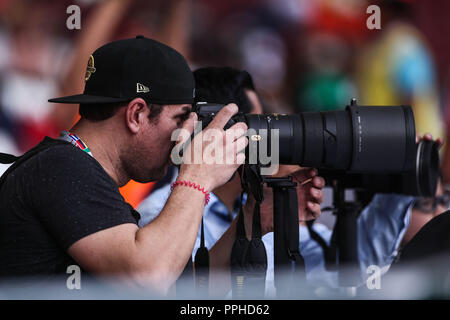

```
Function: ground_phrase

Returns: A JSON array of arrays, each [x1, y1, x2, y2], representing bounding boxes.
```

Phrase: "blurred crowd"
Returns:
[[1, 0, 450, 206]]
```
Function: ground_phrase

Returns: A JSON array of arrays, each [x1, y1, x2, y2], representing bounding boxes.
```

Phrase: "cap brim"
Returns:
[[48, 94, 129, 104]]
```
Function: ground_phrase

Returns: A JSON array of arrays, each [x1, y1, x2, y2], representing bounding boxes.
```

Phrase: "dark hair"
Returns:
[[79, 101, 165, 122], [79, 103, 125, 121], [193, 67, 255, 114]]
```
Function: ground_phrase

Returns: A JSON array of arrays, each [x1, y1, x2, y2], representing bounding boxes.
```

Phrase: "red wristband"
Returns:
[[170, 180, 211, 205]]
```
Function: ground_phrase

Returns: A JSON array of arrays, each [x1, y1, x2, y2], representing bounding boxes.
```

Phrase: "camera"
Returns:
[[193, 99, 439, 197], [194, 99, 441, 292], [319, 138, 440, 197], [194, 99, 416, 173]]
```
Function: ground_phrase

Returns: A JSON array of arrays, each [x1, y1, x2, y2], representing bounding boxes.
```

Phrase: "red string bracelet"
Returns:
[[170, 180, 211, 205]]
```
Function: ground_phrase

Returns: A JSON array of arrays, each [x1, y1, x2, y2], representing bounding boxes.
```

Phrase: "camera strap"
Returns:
[[0, 153, 19, 163], [230, 192, 267, 298], [284, 187, 306, 286], [194, 218, 209, 297], [267, 177, 307, 296], [306, 219, 338, 271]]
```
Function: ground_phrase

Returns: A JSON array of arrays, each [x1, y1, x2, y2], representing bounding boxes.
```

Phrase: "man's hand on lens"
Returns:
[[291, 168, 324, 222], [257, 165, 324, 234], [416, 132, 443, 148], [178, 103, 248, 192]]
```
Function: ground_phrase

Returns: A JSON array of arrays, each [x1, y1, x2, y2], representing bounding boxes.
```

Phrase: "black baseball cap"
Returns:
[[49, 36, 195, 105]]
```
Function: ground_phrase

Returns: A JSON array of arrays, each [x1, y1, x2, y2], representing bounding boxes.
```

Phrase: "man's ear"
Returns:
[[125, 98, 149, 134]]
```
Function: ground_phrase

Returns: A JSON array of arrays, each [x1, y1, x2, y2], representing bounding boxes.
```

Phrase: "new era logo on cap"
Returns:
[[48, 36, 195, 105], [137, 83, 150, 93]]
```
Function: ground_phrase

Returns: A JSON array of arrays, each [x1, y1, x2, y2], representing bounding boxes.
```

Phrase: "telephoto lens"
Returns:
[[319, 139, 440, 197], [194, 99, 417, 174]]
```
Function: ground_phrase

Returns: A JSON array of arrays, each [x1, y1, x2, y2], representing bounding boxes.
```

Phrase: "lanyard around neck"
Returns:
[[59, 130, 93, 157]]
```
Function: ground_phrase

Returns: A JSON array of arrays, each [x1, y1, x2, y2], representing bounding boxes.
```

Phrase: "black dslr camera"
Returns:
[[194, 99, 440, 292], [193, 99, 439, 197]]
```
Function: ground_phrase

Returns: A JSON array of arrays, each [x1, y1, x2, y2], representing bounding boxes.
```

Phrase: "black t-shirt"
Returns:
[[0, 137, 139, 280], [396, 209, 450, 263]]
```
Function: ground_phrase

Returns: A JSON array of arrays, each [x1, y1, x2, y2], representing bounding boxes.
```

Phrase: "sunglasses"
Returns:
[[414, 190, 450, 213]]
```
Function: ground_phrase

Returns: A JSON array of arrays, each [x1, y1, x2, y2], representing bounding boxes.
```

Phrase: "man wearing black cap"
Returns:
[[0, 36, 248, 295]]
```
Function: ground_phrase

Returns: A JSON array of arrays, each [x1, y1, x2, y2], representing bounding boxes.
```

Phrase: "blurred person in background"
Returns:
[[287, 0, 366, 113], [401, 177, 448, 247], [292, 31, 357, 113], [0, 0, 70, 153], [388, 176, 450, 287], [355, 0, 444, 140]]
